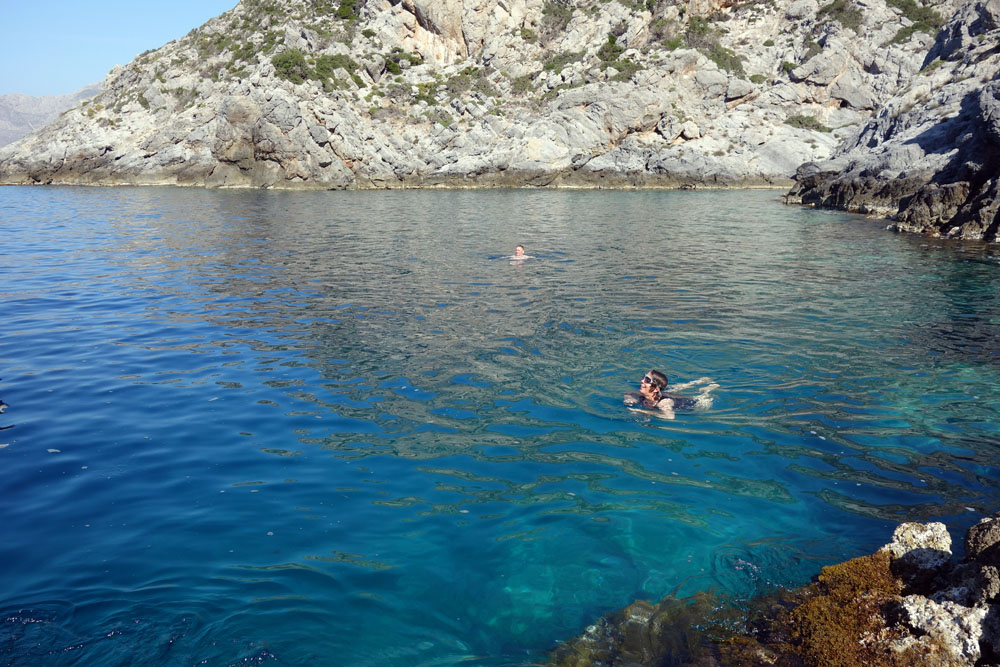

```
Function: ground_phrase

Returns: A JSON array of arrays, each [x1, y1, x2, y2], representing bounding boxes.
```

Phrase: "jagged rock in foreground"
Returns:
[[552, 514, 1000, 666], [786, 0, 1000, 242], [0, 0, 966, 192]]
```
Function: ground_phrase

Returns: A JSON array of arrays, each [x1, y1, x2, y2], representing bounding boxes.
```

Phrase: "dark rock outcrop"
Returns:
[[786, 1, 1000, 242]]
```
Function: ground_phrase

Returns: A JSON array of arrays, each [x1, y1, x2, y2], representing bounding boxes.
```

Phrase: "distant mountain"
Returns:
[[0, 0, 997, 240], [0, 83, 101, 146]]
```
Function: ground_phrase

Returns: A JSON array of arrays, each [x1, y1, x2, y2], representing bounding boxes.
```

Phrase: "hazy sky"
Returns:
[[0, 1, 238, 97]]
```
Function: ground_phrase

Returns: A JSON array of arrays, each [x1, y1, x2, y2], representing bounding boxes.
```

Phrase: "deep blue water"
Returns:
[[2, 185, 999, 665]]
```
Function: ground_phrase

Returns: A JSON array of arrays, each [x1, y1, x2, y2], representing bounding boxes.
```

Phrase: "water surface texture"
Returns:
[[2, 186, 999, 665]]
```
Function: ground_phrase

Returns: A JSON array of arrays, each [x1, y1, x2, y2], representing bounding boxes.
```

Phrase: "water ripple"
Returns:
[[1, 187, 999, 665]]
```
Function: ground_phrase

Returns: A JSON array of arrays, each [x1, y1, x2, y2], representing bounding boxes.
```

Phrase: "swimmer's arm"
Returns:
[[669, 377, 713, 392], [623, 391, 642, 406], [655, 398, 676, 419]]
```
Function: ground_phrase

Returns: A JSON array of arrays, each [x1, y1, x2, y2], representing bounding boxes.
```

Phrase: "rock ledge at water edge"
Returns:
[[552, 513, 1000, 666]]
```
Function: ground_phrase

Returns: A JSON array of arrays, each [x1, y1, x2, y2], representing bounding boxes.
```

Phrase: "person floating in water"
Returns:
[[624, 369, 718, 419], [510, 244, 533, 260]]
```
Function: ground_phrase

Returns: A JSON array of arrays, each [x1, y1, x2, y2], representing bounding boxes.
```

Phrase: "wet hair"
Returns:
[[646, 370, 668, 391]]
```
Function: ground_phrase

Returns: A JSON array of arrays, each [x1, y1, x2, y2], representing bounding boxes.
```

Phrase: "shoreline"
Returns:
[[5, 179, 970, 246]]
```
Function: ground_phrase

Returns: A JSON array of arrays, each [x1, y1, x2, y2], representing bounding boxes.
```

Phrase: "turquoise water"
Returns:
[[2, 186, 999, 665]]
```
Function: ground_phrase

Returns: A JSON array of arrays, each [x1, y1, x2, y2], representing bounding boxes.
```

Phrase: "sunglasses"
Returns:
[[641, 375, 656, 386]]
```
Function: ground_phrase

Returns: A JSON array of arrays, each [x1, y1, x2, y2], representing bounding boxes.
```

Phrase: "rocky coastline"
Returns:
[[785, 0, 1000, 243], [1, 0, 997, 240], [550, 514, 1000, 666]]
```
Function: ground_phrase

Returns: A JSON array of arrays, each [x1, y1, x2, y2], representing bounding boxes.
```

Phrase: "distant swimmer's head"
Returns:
[[514, 244, 525, 257]]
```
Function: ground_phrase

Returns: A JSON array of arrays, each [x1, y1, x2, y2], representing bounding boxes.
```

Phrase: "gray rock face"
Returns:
[[881, 521, 953, 592], [966, 514, 1000, 567], [882, 518, 1000, 666], [0, 0, 988, 238], [899, 596, 988, 664], [883, 521, 952, 567], [0, 83, 101, 147], [786, 0, 1000, 241]]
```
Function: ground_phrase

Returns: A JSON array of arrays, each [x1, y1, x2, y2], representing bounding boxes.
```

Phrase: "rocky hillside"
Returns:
[[0, 83, 101, 147], [0, 0, 982, 212], [787, 0, 1000, 242]]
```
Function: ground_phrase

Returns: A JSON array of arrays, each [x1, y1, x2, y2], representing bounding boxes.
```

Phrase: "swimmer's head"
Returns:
[[641, 370, 667, 391], [514, 245, 525, 256]]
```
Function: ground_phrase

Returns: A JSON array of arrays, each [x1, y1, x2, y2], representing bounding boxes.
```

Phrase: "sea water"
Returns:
[[1, 186, 999, 665]]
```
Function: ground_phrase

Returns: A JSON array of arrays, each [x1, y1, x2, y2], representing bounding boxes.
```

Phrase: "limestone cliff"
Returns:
[[786, 0, 1000, 242], [0, 0, 983, 222]]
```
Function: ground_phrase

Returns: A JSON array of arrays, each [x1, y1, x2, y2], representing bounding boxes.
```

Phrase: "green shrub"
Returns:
[[512, 73, 536, 95], [473, 75, 499, 98], [310, 0, 336, 14], [446, 73, 473, 94], [649, 17, 674, 41], [785, 114, 830, 132], [889, 0, 946, 45], [686, 15, 714, 49], [607, 59, 643, 81], [384, 47, 423, 72], [261, 30, 282, 55], [413, 83, 438, 106], [336, 0, 359, 20], [887, 0, 944, 27], [597, 34, 625, 62], [541, 1, 574, 35], [423, 108, 452, 127], [543, 50, 584, 73], [664, 35, 683, 50], [750, 73, 766, 84], [818, 0, 863, 31], [197, 32, 235, 58], [704, 42, 744, 76], [763, 39, 774, 47], [272, 49, 310, 84], [675, 15, 746, 78], [595, 32, 642, 81], [921, 57, 943, 73], [315, 53, 363, 86]]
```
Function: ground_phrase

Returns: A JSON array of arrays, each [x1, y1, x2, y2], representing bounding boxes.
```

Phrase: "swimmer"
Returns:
[[624, 370, 718, 419], [510, 244, 534, 260]]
